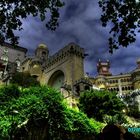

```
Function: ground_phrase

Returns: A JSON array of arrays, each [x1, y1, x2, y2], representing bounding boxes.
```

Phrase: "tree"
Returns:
[[11, 72, 40, 88], [99, 0, 140, 53], [0, 0, 64, 44], [78, 90, 126, 122], [122, 89, 140, 119]]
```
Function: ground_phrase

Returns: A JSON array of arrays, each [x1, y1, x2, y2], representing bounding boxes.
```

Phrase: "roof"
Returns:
[[1, 42, 27, 53]]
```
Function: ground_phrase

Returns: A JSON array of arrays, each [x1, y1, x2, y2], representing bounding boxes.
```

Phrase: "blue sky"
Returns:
[[15, 0, 140, 76]]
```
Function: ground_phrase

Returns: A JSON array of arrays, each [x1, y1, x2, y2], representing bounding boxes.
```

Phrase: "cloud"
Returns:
[[14, 0, 140, 76]]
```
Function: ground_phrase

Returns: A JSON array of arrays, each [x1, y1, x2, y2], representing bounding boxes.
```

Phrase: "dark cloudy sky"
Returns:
[[15, 0, 140, 76]]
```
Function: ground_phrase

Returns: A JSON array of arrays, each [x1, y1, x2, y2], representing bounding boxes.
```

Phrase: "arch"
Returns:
[[48, 70, 65, 90], [125, 87, 127, 90]]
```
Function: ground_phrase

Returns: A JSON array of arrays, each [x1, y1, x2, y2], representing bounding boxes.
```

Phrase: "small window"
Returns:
[[42, 51, 46, 56], [15, 59, 20, 71], [85, 85, 90, 90], [16, 60, 20, 67], [75, 85, 80, 96]]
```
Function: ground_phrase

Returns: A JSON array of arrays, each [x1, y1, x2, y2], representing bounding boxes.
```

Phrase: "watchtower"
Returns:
[[97, 59, 112, 76]]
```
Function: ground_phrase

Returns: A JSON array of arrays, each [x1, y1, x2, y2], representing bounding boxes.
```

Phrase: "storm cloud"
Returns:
[[15, 0, 140, 76]]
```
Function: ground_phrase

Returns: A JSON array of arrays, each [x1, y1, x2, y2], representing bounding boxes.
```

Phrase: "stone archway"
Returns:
[[48, 70, 64, 90]]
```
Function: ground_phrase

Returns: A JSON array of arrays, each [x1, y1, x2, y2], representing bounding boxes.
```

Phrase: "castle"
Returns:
[[0, 42, 140, 98], [92, 59, 140, 95]]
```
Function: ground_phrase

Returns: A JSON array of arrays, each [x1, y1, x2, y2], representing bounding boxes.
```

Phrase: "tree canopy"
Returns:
[[99, 0, 140, 53], [0, 0, 64, 44], [78, 89, 126, 122]]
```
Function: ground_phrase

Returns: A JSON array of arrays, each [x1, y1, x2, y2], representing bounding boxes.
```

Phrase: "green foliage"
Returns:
[[103, 114, 128, 125], [0, 0, 64, 44], [0, 84, 21, 105], [99, 0, 140, 53], [0, 85, 103, 139], [128, 102, 140, 118], [79, 89, 126, 122], [122, 91, 140, 119], [11, 72, 40, 88]]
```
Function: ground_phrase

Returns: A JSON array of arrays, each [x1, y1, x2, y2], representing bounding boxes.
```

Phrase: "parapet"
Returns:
[[46, 42, 84, 68]]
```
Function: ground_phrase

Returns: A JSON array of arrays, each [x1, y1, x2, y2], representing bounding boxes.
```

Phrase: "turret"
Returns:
[[35, 44, 49, 61], [97, 59, 112, 76]]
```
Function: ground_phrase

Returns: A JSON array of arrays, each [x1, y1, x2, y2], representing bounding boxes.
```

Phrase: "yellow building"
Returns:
[[90, 59, 140, 94]]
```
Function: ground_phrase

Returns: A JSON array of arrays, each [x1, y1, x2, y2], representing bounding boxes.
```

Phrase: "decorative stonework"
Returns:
[[21, 42, 85, 96]]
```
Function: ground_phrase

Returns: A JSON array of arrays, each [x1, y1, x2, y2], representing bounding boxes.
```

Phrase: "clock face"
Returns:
[[102, 67, 107, 71]]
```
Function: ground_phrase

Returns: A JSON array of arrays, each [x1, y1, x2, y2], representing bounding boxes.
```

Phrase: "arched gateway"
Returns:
[[48, 70, 65, 90], [22, 43, 85, 92]]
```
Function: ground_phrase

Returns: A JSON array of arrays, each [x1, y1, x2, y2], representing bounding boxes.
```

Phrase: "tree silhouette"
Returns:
[[99, 0, 140, 53], [0, 0, 64, 45]]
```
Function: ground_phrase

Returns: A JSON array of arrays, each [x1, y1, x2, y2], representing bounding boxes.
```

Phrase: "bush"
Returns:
[[11, 72, 40, 88], [0, 86, 104, 139], [78, 89, 126, 122], [0, 84, 21, 105]]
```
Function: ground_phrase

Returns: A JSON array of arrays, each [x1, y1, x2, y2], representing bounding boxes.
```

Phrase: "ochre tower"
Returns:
[[93, 60, 112, 89], [97, 59, 112, 76]]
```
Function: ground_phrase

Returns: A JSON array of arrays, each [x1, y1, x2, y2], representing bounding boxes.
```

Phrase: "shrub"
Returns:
[[78, 89, 126, 122], [0, 86, 104, 139], [11, 72, 40, 88]]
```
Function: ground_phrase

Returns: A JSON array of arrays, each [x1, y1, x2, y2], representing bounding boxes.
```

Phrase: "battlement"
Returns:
[[46, 42, 84, 68]]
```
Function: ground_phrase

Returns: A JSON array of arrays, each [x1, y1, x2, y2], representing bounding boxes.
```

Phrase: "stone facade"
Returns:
[[21, 42, 140, 96], [1, 41, 140, 97], [21, 42, 88, 107], [0, 42, 27, 83]]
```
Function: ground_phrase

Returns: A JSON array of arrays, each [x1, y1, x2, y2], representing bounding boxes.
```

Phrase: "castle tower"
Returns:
[[97, 59, 112, 76], [35, 44, 49, 61], [42, 42, 85, 91]]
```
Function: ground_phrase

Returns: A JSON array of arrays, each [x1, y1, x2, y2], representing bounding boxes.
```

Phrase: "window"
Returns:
[[1, 55, 8, 65], [85, 85, 90, 90], [75, 85, 80, 96], [102, 67, 107, 71], [15, 59, 20, 71], [16, 60, 20, 67]]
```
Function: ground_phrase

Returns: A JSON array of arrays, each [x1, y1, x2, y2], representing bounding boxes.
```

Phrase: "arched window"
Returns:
[[16, 59, 20, 67], [15, 59, 20, 71], [85, 85, 90, 90]]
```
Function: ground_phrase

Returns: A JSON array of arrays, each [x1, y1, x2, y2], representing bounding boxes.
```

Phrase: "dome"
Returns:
[[38, 44, 48, 49]]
